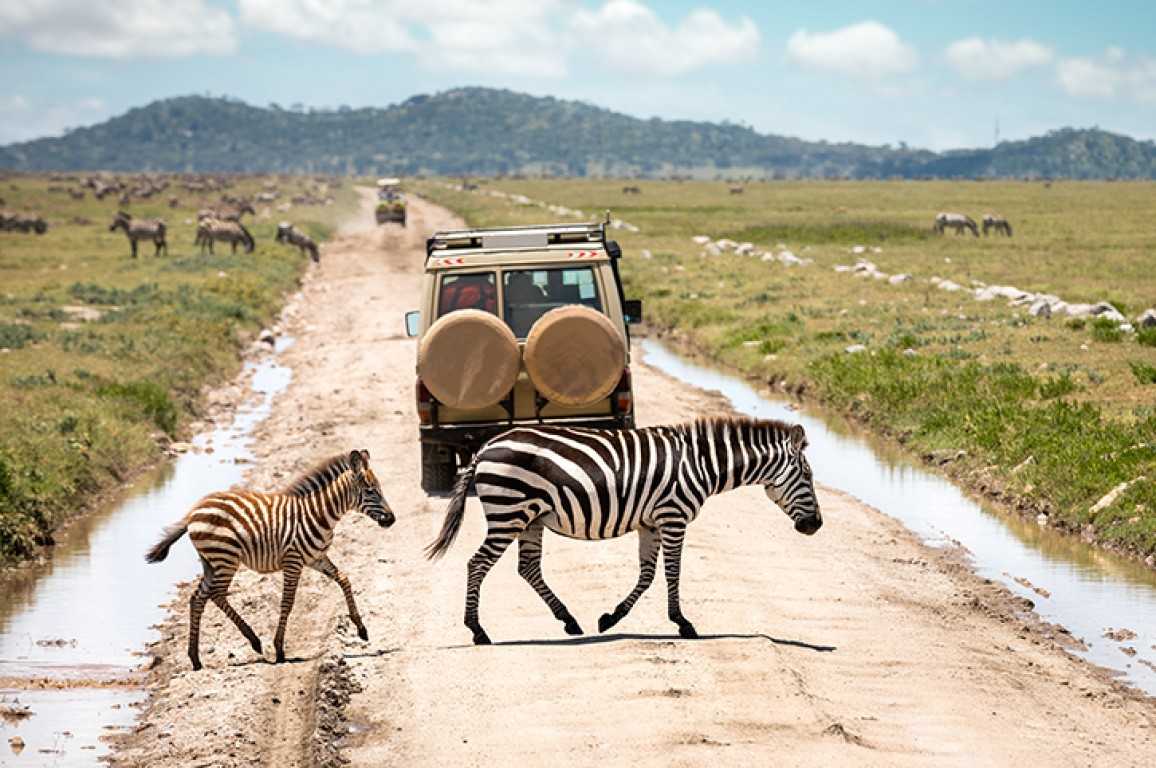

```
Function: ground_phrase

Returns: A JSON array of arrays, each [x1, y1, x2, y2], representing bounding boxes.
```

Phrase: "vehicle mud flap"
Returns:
[[421, 443, 458, 494]]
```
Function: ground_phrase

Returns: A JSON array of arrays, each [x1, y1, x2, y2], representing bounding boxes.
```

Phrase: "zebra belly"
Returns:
[[539, 511, 639, 541]]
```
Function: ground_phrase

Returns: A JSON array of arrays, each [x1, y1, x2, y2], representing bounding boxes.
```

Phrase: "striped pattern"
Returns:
[[196, 217, 254, 255], [109, 211, 167, 257], [145, 449, 395, 670], [427, 417, 821, 645], [982, 214, 1013, 237], [934, 212, 979, 236], [276, 222, 320, 263]]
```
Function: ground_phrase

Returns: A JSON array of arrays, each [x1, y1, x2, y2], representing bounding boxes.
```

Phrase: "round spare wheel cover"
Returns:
[[524, 305, 626, 406], [418, 309, 520, 409]]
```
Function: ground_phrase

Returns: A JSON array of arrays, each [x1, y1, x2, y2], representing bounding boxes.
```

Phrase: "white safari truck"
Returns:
[[375, 177, 406, 226], [405, 219, 642, 491]]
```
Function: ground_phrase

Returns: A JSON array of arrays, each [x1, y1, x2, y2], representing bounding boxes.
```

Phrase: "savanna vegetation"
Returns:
[[416, 178, 1156, 561], [0, 174, 355, 563], [3, 89, 1156, 179]]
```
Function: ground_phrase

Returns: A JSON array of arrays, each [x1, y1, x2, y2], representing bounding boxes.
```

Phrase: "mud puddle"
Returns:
[[641, 339, 1156, 695], [0, 339, 293, 766]]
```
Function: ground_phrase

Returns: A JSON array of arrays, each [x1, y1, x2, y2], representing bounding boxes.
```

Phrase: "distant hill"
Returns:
[[2, 88, 1154, 179]]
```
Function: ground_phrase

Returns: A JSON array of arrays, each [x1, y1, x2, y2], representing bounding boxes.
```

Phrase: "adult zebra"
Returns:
[[109, 211, 167, 257], [144, 449, 395, 670], [427, 417, 821, 645]]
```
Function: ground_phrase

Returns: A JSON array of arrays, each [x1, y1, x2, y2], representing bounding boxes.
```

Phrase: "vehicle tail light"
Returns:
[[416, 378, 435, 425], [613, 367, 632, 415]]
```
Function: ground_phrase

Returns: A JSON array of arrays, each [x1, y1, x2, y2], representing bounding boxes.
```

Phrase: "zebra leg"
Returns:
[[517, 521, 582, 636], [598, 526, 659, 633], [274, 557, 304, 663], [187, 559, 214, 670], [660, 521, 698, 639], [464, 532, 517, 646], [309, 556, 368, 641], [207, 568, 262, 655]]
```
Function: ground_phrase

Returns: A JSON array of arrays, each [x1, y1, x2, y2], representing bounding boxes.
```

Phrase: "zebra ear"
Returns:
[[789, 424, 807, 451], [360, 449, 370, 463], [349, 450, 365, 470]]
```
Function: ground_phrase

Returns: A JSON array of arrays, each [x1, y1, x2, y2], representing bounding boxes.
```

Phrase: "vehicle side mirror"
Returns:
[[623, 299, 643, 325], [404, 311, 421, 337]]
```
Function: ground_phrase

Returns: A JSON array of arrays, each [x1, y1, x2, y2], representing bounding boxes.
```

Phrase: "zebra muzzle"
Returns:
[[794, 514, 822, 535]]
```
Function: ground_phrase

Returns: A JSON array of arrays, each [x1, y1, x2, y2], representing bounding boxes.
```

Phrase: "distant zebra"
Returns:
[[276, 221, 320, 263], [982, 214, 1013, 237], [622, 185, 642, 195], [427, 417, 822, 645], [145, 449, 395, 670], [933, 212, 979, 237], [197, 217, 255, 255], [109, 211, 166, 257], [729, 186, 745, 195]]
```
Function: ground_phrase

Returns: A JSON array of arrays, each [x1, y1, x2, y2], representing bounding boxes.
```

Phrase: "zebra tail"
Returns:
[[425, 454, 479, 560], [145, 519, 188, 563]]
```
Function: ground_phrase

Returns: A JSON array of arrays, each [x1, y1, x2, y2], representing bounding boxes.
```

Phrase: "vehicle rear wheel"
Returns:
[[421, 443, 457, 494]]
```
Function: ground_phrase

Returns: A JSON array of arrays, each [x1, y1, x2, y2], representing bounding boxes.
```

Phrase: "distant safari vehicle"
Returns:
[[405, 218, 643, 492], [375, 177, 406, 226]]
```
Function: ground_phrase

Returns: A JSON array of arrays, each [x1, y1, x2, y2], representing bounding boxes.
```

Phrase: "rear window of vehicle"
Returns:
[[503, 267, 602, 338], [437, 272, 497, 317]]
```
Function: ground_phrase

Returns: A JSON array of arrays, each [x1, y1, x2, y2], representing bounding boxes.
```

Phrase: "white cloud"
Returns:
[[239, 1, 756, 77], [945, 37, 1052, 80], [570, 0, 759, 76], [0, 94, 109, 143], [0, 1, 235, 58], [1057, 49, 1156, 103], [239, 0, 567, 76], [786, 21, 917, 79]]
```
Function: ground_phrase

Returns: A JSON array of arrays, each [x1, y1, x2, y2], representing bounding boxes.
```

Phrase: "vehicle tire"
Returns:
[[418, 309, 520, 409], [421, 443, 457, 494], [524, 305, 626, 406]]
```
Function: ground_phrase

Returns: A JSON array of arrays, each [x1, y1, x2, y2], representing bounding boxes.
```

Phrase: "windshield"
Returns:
[[503, 267, 601, 338]]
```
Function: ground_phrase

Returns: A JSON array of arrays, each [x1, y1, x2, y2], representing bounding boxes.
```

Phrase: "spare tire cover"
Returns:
[[418, 309, 520, 409], [524, 305, 626, 406]]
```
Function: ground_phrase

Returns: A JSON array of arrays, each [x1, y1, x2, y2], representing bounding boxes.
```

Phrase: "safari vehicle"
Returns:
[[375, 177, 406, 226], [405, 218, 643, 492]]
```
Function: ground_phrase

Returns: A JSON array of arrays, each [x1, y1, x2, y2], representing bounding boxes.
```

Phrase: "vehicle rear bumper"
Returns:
[[421, 415, 633, 454]]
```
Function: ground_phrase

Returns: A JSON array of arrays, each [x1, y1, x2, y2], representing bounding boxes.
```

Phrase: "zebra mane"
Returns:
[[693, 415, 793, 436], [283, 453, 353, 497]]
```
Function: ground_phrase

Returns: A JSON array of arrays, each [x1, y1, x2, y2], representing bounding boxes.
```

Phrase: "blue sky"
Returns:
[[1, 1, 1154, 149]]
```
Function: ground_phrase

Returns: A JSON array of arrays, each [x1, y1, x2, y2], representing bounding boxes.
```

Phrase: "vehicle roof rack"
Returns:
[[427, 220, 607, 259]]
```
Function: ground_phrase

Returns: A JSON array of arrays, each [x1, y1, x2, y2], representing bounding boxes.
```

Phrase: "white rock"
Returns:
[[715, 238, 737, 251], [703, 244, 721, 257], [1090, 476, 1146, 515], [871, 246, 883, 254], [902, 348, 917, 357], [640, 249, 653, 260], [889, 273, 911, 285], [778, 251, 803, 266], [938, 280, 964, 292], [845, 344, 867, 354], [834, 265, 852, 273], [1028, 299, 1052, 318], [691, 235, 711, 245], [760, 252, 776, 262], [851, 245, 866, 255], [1119, 323, 1134, 333]]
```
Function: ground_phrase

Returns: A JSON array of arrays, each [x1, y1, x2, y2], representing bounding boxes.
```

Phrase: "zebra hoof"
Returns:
[[357, 626, 369, 642], [562, 618, 584, 636], [190, 658, 202, 672], [678, 623, 699, 640], [597, 613, 619, 633], [275, 649, 286, 664], [250, 638, 263, 653], [472, 630, 492, 646]]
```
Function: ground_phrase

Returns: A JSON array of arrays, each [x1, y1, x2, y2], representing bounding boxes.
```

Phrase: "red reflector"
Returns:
[[416, 378, 434, 424], [614, 367, 632, 414]]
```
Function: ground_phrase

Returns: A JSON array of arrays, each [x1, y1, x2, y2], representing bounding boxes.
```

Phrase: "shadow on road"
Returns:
[[446, 632, 836, 653]]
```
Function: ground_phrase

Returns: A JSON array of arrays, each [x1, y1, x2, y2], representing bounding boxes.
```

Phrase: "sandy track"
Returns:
[[116, 194, 1154, 767]]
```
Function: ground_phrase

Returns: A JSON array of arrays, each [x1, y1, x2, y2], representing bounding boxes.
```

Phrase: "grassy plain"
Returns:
[[415, 178, 1156, 561], [0, 174, 355, 563]]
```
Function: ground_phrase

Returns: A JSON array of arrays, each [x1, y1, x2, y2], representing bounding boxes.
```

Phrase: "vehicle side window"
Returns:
[[503, 267, 601, 338], [438, 272, 497, 317]]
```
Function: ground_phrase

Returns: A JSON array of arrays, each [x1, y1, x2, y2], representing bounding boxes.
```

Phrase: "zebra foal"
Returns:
[[427, 417, 822, 645], [145, 450, 395, 670]]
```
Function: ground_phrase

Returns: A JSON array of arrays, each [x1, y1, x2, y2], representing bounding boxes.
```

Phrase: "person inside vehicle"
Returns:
[[439, 273, 496, 315]]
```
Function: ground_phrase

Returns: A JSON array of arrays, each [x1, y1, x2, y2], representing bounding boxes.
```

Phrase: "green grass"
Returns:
[[0, 174, 357, 563], [415, 177, 1156, 560]]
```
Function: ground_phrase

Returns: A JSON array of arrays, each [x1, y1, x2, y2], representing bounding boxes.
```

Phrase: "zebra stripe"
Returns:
[[427, 416, 821, 645], [145, 449, 395, 670]]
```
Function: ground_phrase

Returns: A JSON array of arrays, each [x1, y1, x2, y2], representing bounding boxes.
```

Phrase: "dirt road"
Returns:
[[115, 194, 1155, 767]]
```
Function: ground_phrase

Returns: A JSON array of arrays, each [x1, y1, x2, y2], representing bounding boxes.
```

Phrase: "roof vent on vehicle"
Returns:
[[481, 232, 548, 250]]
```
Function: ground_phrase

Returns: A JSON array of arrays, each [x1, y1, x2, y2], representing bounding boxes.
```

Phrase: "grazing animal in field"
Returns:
[[145, 449, 395, 670], [729, 186, 744, 195], [1, 211, 48, 234], [275, 221, 320, 263], [197, 217, 254, 255], [982, 214, 1013, 237], [933, 212, 978, 237], [427, 417, 822, 645], [622, 185, 642, 195], [109, 211, 166, 257]]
